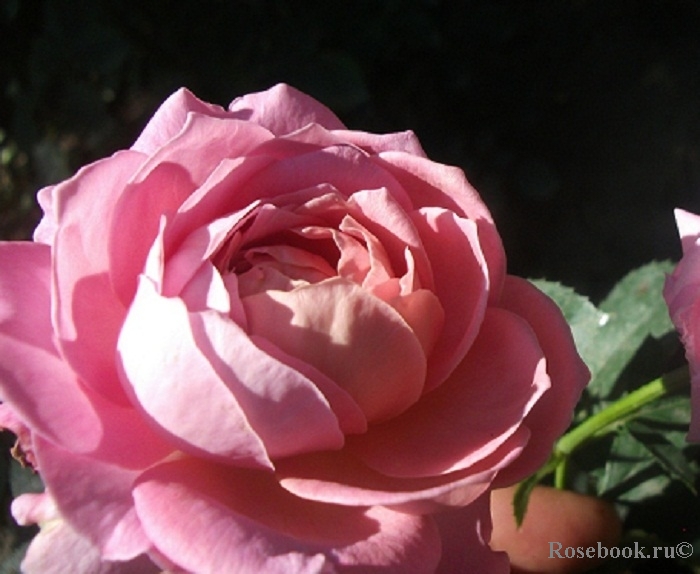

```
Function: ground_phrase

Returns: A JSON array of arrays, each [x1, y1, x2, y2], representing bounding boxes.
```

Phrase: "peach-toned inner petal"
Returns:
[[242, 277, 427, 422]]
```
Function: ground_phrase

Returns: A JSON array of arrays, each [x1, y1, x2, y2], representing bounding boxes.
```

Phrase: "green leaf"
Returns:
[[635, 394, 692, 430], [592, 261, 676, 397], [533, 261, 676, 401], [529, 279, 608, 375], [512, 472, 541, 527], [596, 427, 654, 496], [628, 420, 698, 495]]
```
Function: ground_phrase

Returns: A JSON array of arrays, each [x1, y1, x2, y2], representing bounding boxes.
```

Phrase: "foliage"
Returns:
[[524, 263, 700, 573]]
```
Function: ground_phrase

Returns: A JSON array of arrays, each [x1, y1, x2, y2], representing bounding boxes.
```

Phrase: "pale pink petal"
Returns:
[[12, 492, 58, 526], [117, 277, 272, 468], [331, 505, 441, 573], [108, 162, 195, 304], [0, 246, 171, 466], [133, 112, 272, 190], [434, 493, 510, 573], [33, 435, 152, 562], [250, 334, 367, 436], [242, 277, 427, 422], [162, 204, 260, 297], [21, 517, 158, 574], [239, 244, 336, 292], [51, 150, 146, 403], [178, 261, 231, 313], [120, 276, 345, 463], [33, 184, 58, 244], [167, 155, 273, 250], [188, 308, 347, 458], [0, 243, 111, 453], [234, 145, 413, 211], [348, 307, 549, 478], [131, 88, 233, 154], [386, 289, 445, 358], [277, 435, 526, 514], [133, 457, 440, 573], [338, 215, 394, 287], [410, 208, 489, 390], [375, 151, 506, 299], [229, 83, 346, 134], [331, 128, 427, 157], [494, 277, 589, 485]]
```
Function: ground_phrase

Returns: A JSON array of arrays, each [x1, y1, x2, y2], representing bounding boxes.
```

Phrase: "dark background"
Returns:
[[3, 0, 700, 300]]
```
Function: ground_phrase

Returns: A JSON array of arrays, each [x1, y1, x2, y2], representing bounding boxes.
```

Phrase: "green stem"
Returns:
[[549, 365, 690, 489]]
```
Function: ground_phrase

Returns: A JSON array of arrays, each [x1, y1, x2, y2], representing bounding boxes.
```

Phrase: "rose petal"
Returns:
[[166, 155, 272, 250], [435, 492, 510, 573], [493, 276, 589, 486], [347, 187, 434, 290], [410, 207, 490, 390], [277, 435, 526, 514], [229, 83, 346, 134], [33, 435, 151, 562], [20, 516, 158, 574], [375, 151, 506, 299], [109, 162, 195, 305], [0, 243, 110, 453], [238, 145, 413, 212], [332, 128, 427, 157], [133, 457, 441, 573], [242, 277, 427, 422], [118, 277, 272, 468], [665, 208, 700, 441], [33, 184, 58, 245], [250, 334, 367, 436], [113, 113, 273, 303], [348, 307, 550, 478], [0, 247, 171, 468], [188, 308, 347, 458], [51, 150, 146, 403], [119, 276, 345, 463], [131, 88, 233, 155]]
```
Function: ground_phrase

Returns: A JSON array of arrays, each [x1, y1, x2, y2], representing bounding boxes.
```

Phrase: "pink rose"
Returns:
[[665, 208, 700, 441], [0, 84, 588, 573]]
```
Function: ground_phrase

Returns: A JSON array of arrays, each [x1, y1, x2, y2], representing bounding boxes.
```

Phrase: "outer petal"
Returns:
[[0, 243, 171, 463], [331, 128, 427, 157], [434, 493, 510, 573], [493, 276, 589, 485], [232, 145, 414, 213], [21, 519, 158, 574], [51, 150, 146, 403], [33, 184, 58, 244], [108, 162, 195, 305], [347, 307, 549, 478], [410, 208, 490, 390], [374, 151, 506, 300], [665, 208, 700, 440], [32, 436, 153, 562], [228, 83, 346, 135], [131, 88, 233, 154], [277, 435, 526, 515], [133, 457, 441, 574]]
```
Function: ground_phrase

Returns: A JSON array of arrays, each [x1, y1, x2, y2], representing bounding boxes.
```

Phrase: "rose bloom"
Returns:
[[665, 209, 700, 441], [0, 85, 587, 573]]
